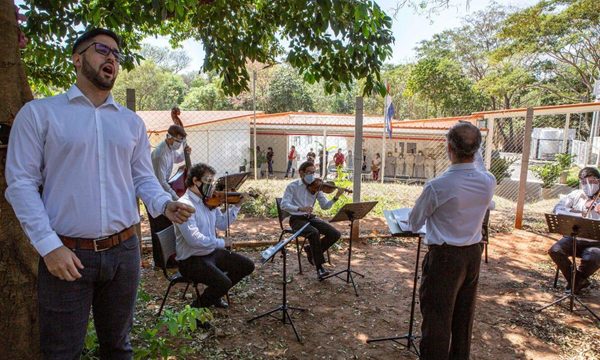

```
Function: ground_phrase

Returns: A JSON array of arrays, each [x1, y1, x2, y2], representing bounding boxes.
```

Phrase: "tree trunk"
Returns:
[[0, 0, 38, 357]]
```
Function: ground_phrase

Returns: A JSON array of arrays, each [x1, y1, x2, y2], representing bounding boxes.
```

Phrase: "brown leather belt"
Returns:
[[59, 225, 137, 252]]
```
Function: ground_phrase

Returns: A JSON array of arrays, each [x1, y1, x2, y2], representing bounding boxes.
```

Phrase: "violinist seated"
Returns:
[[281, 161, 345, 280], [174, 163, 255, 309], [549, 166, 600, 294]]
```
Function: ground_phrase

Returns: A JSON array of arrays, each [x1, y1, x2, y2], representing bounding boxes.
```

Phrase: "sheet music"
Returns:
[[554, 208, 583, 217], [390, 208, 426, 234]]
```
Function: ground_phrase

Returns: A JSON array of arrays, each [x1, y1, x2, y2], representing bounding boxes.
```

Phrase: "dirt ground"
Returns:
[[138, 216, 600, 359]]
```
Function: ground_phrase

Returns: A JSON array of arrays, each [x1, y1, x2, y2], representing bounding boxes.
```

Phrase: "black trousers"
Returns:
[[419, 243, 482, 360], [146, 209, 172, 267], [289, 215, 341, 268], [549, 236, 600, 281], [179, 248, 255, 307]]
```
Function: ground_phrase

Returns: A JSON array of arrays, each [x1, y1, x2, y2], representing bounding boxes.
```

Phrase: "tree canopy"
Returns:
[[19, 0, 393, 96]]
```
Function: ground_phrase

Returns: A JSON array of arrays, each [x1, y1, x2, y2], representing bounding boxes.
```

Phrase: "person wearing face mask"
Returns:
[[151, 122, 191, 201], [281, 161, 344, 279], [549, 166, 600, 294], [174, 163, 255, 309]]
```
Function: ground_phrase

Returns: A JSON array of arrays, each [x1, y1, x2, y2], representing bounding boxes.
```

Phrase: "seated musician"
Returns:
[[281, 161, 344, 279], [174, 163, 255, 308], [549, 166, 600, 294]]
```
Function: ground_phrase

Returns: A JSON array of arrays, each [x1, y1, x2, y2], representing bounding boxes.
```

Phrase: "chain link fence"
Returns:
[[130, 89, 600, 237]]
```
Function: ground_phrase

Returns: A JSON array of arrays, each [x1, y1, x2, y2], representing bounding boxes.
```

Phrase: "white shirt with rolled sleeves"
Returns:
[[174, 189, 239, 260], [4, 85, 172, 257], [151, 140, 184, 200], [554, 189, 600, 220], [408, 150, 496, 246], [281, 179, 336, 216]]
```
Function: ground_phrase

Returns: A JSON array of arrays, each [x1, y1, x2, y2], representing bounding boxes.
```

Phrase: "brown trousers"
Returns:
[[419, 243, 482, 360]]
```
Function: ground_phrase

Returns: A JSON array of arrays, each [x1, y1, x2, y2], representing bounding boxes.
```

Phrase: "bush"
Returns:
[[530, 162, 562, 188], [489, 155, 517, 184], [566, 166, 581, 188], [554, 153, 575, 171]]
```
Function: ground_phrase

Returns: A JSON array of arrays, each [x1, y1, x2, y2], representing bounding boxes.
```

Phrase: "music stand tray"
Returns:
[[538, 213, 600, 322], [321, 201, 377, 296], [215, 172, 250, 192], [367, 210, 423, 356], [248, 223, 310, 342]]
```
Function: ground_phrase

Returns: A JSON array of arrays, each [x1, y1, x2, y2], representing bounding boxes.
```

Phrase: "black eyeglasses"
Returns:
[[79, 42, 123, 62]]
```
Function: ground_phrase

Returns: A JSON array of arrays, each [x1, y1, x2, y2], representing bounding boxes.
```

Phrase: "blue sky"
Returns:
[[143, 0, 538, 73]]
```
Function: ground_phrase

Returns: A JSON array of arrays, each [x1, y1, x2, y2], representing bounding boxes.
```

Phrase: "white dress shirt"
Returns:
[[281, 179, 336, 216], [5, 85, 172, 256], [554, 189, 600, 220], [151, 140, 184, 200], [409, 150, 496, 246], [174, 189, 239, 260]]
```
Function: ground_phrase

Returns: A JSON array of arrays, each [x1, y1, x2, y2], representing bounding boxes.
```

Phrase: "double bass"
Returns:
[[167, 108, 191, 197]]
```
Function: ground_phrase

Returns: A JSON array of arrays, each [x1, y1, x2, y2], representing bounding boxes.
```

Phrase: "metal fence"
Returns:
[[129, 88, 600, 234]]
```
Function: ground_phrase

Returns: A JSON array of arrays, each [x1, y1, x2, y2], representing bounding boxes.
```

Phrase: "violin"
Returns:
[[307, 178, 353, 195], [203, 191, 258, 208]]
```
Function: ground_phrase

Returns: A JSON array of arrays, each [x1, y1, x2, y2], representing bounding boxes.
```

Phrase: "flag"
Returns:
[[384, 88, 394, 139]]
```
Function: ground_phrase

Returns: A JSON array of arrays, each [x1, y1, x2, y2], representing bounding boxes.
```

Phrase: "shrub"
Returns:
[[530, 162, 562, 188], [489, 155, 517, 184], [554, 153, 575, 171]]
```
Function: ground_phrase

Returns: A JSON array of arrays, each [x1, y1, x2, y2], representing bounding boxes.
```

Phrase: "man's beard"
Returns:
[[82, 56, 115, 91]]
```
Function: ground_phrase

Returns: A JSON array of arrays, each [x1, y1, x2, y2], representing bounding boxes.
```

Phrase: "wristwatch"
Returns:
[[161, 200, 172, 216]]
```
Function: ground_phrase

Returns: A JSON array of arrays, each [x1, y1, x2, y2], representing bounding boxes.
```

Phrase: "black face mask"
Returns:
[[198, 182, 214, 199]]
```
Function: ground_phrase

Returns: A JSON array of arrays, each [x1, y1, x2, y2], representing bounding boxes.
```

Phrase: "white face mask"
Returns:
[[171, 141, 182, 150], [582, 183, 599, 197]]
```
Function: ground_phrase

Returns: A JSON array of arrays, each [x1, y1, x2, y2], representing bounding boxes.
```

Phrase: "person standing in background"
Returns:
[[284, 145, 297, 178], [371, 153, 381, 181], [266, 147, 274, 177]]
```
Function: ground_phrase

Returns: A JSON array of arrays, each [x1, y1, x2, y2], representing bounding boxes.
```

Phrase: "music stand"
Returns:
[[247, 223, 310, 342], [215, 172, 250, 192], [366, 210, 423, 356], [321, 201, 377, 296], [538, 214, 600, 322]]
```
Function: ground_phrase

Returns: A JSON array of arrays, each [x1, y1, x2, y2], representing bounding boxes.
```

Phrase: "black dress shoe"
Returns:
[[214, 298, 229, 309], [317, 267, 330, 279], [304, 245, 314, 266]]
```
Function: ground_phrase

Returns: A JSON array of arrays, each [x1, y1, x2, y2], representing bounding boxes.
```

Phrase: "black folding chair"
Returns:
[[275, 198, 330, 274], [155, 225, 199, 317]]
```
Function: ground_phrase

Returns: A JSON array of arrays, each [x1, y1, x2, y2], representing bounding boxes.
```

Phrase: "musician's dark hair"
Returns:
[[447, 122, 481, 161], [167, 125, 186, 138], [186, 163, 216, 188], [578, 167, 600, 180], [72, 28, 121, 54], [298, 161, 314, 173]]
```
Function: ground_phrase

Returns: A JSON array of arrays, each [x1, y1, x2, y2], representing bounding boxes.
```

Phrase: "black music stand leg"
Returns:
[[247, 248, 306, 342], [367, 236, 422, 357], [537, 233, 600, 322], [321, 217, 365, 296]]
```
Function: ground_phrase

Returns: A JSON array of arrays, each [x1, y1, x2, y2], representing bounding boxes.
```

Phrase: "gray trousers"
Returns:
[[549, 236, 600, 281], [38, 235, 140, 360], [419, 243, 482, 360]]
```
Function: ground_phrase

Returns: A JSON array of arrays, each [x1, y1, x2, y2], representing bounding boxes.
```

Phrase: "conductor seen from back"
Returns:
[[408, 122, 495, 360], [281, 161, 344, 279]]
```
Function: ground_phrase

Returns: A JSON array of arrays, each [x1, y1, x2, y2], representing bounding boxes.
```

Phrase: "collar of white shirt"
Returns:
[[66, 85, 119, 110]]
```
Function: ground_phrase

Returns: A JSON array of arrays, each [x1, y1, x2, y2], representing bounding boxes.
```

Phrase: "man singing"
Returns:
[[409, 122, 495, 360], [5, 28, 194, 359], [549, 167, 600, 294], [281, 161, 344, 279]]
